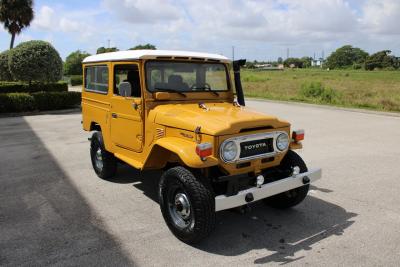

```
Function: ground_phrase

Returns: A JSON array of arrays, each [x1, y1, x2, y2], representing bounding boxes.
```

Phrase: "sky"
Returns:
[[1, 0, 400, 61]]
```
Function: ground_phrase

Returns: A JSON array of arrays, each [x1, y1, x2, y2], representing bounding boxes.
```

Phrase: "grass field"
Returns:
[[241, 69, 400, 112]]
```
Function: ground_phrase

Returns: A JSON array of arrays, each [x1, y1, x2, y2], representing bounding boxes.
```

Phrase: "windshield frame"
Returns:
[[144, 60, 232, 94]]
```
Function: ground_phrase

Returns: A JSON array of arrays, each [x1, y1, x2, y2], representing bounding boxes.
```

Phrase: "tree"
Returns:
[[96, 47, 118, 54], [325, 45, 368, 69], [365, 50, 398, 70], [8, 40, 63, 84], [64, 50, 91, 75], [0, 50, 12, 81], [284, 58, 304, 68], [129, 43, 156, 50], [0, 0, 34, 49], [301, 57, 313, 68], [277, 57, 283, 64]]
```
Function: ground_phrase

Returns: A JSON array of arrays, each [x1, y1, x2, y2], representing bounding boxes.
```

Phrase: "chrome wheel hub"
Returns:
[[174, 193, 191, 220], [168, 191, 192, 229], [95, 148, 103, 170]]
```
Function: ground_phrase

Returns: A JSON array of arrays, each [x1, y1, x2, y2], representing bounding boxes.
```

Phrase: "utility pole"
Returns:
[[286, 48, 289, 59], [107, 39, 111, 49], [232, 46, 235, 61]]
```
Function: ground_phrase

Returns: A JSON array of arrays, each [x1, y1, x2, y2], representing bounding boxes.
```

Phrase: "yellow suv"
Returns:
[[81, 50, 321, 244]]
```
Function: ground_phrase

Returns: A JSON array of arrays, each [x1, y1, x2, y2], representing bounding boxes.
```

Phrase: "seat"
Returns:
[[124, 70, 141, 97], [168, 75, 189, 91]]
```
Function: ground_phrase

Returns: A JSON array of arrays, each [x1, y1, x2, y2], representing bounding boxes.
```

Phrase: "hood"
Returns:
[[152, 102, 290, 135]]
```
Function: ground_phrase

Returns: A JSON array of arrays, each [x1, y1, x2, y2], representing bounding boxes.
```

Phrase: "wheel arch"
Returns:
[[89, 121, 102, 132], [143, 137, 219, 169]]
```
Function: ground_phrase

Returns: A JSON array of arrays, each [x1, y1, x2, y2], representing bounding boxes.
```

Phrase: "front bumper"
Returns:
[[215, 168, 322, 211]]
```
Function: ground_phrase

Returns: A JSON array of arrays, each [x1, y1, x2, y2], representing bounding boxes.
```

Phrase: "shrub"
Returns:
[[299, 82, 341, 103], [64, 50, 90, 75], [0, 91, 80, 113], [0, 93, 35, 112], [8, 40, 63, 83], [70, 75, 83, 86], [0, 50, 12, 81], [32, 91, 81, 110], [0, 81, 67, 93]]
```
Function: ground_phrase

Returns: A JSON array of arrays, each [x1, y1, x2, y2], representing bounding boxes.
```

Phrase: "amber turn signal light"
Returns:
[[292, 129, 305, 142], [196, 142, 213, 159]]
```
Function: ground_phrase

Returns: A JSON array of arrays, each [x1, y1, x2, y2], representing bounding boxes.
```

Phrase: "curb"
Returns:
[[0, 107, 81, 118], [246, 97, 400, 118]]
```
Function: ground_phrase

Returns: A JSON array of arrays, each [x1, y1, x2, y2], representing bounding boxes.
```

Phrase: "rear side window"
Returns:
[[85, 65, 109, 94]]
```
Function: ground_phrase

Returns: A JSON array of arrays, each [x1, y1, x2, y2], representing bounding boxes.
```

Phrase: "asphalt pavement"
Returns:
[[1, 100, 399, 266]]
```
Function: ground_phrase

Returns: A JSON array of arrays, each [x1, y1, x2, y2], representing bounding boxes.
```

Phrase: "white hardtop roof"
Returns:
[[83, 50, 231, 63]]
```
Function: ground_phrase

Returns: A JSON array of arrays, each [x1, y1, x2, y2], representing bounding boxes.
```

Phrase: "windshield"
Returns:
[[146, 61, 229, 93]]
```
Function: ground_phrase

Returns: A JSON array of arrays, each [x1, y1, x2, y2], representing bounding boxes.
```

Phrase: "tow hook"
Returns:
[[245, 192, 254, 203], [302, 176, 310, 184]]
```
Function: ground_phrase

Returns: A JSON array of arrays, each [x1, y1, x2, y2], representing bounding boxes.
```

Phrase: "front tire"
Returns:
[[90, 131, 117, 179], [159, 166, 216, 244], [264, 150, 309, 209]]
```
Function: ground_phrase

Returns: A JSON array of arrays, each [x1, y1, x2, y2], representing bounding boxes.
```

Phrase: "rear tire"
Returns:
[[264, 150, 309, 209], [159, 166, 216, 244], [90, 131, 117, 179]]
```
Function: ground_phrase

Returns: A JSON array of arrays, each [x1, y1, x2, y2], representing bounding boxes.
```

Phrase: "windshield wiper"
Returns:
[[208, 91, 219, 97], [154, 88, 187, 97], [195, 87, 219, 97]]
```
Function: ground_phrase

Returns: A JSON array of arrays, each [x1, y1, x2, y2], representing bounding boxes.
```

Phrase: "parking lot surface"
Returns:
[[1, 100, 400, 266]]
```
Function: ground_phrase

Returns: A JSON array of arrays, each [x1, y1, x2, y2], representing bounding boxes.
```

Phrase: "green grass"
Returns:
[[240, 69, 400, 112]]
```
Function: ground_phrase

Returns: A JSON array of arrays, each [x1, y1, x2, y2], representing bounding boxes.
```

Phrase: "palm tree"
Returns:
[[0, 0, 34, 49]]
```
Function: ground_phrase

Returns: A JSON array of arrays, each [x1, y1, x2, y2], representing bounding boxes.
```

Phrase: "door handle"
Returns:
[[132, 103, 140, 110], [111, 113, 117, 118]]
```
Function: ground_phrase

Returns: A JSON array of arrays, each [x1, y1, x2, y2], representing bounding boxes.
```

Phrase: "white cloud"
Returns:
[[10, 0, 400, 60], [102, 0, 182, 24], [361, 0, 400, 35], [32, 6, 55, 30], [31, 5, 95, 41], [60, 18, 80, 32]]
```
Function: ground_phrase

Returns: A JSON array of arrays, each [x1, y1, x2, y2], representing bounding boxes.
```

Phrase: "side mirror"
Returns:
[[118, 82, 132, 97]]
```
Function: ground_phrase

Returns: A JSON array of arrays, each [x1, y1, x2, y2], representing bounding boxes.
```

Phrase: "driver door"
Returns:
[[110, 63, 143, 152]]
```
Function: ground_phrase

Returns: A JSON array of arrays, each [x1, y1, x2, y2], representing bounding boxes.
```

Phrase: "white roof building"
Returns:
[[83, 50, 231, 63]]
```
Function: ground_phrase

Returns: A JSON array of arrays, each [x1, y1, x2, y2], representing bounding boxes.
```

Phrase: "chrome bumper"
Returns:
[[215, 168, 322, 212]]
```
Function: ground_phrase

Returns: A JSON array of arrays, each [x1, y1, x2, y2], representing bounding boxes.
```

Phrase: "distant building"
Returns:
[[254, 63, 283, 71], [311, 58, 325, 67]]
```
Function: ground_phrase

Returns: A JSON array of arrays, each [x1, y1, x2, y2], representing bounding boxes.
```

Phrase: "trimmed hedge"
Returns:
[[8, 40, 63, 83], [0, 82, 68, 94], [0, 93, 35, 112], [0, 50, 12, 81], [0, 91, 81, 113], [70, 75, 83, 86], [32, 91, 81, 110]]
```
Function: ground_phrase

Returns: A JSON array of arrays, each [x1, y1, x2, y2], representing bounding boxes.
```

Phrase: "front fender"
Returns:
[[153, 137, 219, 168]]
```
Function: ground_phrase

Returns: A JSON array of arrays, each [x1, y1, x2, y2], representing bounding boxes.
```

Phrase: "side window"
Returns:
[[114, 64, 141, 97], [85, 65, 109, 94]]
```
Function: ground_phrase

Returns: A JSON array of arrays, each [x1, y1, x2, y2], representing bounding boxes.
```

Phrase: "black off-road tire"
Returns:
[[90, 131, 117, 179], [159, 166, 216, 244], [264, 150, 309, 209]]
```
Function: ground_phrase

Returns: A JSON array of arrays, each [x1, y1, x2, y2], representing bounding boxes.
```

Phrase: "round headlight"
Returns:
[[276, 133, 289, 151], [221, 141, 238, 162]]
